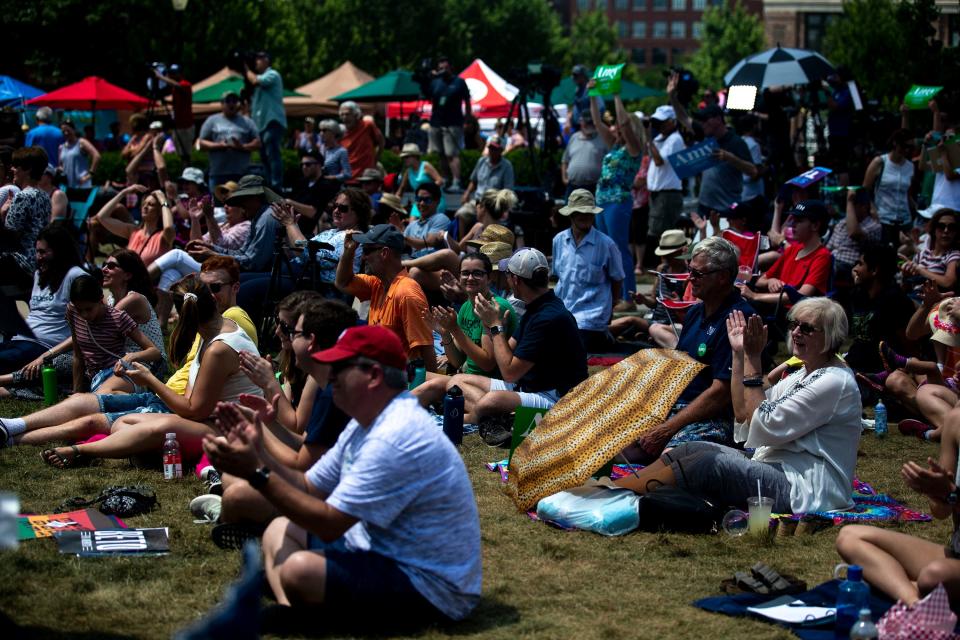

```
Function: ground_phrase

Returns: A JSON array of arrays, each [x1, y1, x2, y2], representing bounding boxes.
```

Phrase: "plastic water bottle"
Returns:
[[0, 492, 19, 551], [874, 401, 887, 439], [42, 362, 58, 407], [835, 565, 870, 638], [407, 359, 426, 391], [443, 385, 465, 446], [162, 432, 183, 480], [849, 608, 878, 639]]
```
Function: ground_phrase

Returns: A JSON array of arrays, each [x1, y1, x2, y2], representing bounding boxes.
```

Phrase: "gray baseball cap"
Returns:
[[498, 248, 549, 278]]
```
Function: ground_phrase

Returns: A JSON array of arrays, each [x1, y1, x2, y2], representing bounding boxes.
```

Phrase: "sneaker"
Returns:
[[203, 469, 223, 496], [444, 181, 463, 194], [478, 414, 514, 447], [879, 341, 907, 372], [0, 420, 8, 448], [190, 494, 222, 523], [855, 371, 888, 394], [898, 418, 933, 439], [613, 300, 638, 313]]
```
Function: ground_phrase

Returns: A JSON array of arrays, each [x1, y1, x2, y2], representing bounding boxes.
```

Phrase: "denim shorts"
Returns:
[[98, 391, 172, 425], [304, 535, 446, 620]]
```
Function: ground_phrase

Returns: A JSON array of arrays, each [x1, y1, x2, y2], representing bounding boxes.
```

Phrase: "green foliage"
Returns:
[[823, 0, 957, 109], [564, 11, 621, 71], [686, 1, 765, 90]]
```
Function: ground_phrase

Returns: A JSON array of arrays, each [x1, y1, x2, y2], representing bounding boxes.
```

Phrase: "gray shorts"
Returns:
[[648, 190, 684, 240], [428, 125, 463, 158], [662, 441, 793, 512]]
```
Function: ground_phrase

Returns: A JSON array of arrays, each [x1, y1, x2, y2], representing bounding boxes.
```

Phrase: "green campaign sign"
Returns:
[[904, 85, 943, 109], [590, 64, 625, 97]]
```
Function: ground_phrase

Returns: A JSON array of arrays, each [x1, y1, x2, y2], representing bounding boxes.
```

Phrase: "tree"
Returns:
[[823, 0, 957, 109], [563, 10, 621, 71], [686, 1, 765, 91]]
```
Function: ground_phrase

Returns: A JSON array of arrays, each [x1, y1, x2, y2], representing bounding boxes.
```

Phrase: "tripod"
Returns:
[[258, 231, 296, 351]]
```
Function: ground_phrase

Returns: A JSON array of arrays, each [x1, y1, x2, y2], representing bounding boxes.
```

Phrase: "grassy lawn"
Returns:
[[0, 395, 951, 639]]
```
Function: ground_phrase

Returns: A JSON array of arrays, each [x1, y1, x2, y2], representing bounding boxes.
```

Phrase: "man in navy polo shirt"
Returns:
[[448, 248, 588, 438], [624, 236, 755, 462]]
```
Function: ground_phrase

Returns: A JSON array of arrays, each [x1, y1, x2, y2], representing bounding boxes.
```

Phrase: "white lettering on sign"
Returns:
[[595, 66, 620, 80], [93, 530, 148, 551]]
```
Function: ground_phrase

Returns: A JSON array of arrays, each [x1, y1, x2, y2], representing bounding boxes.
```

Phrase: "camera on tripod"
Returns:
[[227, 50, 258, 75], [412, 58, 434, 84], [145, 62, 171, 98], [507, 64, 562, 101], [663, 66, 699, 106]]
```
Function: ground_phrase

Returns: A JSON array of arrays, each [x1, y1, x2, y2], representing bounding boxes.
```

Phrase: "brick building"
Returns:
[[763, 0, 959, 52], [563, 0, 764, 67]]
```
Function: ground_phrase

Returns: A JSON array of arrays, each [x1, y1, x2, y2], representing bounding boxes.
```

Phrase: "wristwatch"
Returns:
[[248, 466, 271, 490], [489, 325, 505, 337], [947, 488, 958, 505]]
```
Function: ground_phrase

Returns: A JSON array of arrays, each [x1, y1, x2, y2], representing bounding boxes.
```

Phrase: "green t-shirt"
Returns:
[[456, 295, 518, 376]]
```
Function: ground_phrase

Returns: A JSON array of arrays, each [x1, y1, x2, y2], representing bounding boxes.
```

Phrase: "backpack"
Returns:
[[636, 485, 723, 534], [55, 485, 159, 518]]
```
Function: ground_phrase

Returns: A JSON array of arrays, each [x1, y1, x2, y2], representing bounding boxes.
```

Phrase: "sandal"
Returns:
[[733, 570, 769, 594], [751, 562, 801, 594], [40, 445, 84, 469], [212, 523, 266, 550]]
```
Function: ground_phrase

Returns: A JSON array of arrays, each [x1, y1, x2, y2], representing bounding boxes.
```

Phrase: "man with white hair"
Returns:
[[25, 107, 64, 164], [646, 105, 686, 254], [339, 101, 384, 178], [623, 236, 756, 463]]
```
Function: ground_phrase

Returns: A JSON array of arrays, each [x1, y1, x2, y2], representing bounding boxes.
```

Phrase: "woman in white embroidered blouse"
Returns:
[[616, 297, 861, 514]]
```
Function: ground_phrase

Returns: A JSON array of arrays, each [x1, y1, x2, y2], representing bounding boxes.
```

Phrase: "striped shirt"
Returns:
[[66, 304, 137, 377]]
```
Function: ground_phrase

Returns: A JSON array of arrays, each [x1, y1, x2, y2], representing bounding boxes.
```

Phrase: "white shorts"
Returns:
[[488, 379, 558, 410]]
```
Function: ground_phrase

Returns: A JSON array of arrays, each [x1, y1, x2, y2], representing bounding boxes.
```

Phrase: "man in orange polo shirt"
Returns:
[[336, 224, 437, 372]]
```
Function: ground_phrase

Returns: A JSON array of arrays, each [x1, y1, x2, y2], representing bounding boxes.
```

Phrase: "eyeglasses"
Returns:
[[102, 262, 121, 271], [787, 320, 822, 336], [688, 267, 722, 279], [206, 281, 234, 294], [460, 269, 489, 279], [333, 203, 351, 213], [416, 196, 433, 205], [936, 222, 958, 232]]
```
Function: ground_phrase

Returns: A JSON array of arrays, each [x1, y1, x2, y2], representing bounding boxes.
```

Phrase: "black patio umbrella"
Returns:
[[724, 46, 836, 90]]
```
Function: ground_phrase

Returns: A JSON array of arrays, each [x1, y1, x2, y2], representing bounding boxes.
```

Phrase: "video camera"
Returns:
[[663, 66, 699, 106], [412, 58, 434, 84], [507, 64, 562, 103], [227, 50, 258, 75], [146, 62, 170, 97]]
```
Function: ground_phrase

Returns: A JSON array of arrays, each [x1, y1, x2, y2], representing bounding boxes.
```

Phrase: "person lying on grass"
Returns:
[[27, 274, 261, 468], [615, 298, 861, 515], [0, 261, 258, 452], [0, 273, 160, 402], [836, 403, 960, 610]]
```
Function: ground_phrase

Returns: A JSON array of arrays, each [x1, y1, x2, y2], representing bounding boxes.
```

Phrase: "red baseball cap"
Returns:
[[311, 325, 407, 370]]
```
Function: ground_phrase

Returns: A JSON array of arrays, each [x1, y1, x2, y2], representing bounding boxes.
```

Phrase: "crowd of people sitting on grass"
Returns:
[[3, 73, 960, 624]]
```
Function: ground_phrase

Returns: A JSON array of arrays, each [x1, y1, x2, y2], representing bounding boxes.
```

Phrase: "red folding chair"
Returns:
[[721, 228, 762, 272], [653, 272, 700, 339]]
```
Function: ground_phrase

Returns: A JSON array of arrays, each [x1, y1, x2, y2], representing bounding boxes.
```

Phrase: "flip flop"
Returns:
[[40, 445, 84, 469]]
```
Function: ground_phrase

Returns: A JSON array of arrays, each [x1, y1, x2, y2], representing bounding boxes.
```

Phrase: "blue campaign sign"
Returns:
[[786, 166, 832, 188], [667, 138, 720, 180]]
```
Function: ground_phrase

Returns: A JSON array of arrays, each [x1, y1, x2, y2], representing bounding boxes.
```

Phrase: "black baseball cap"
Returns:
[[786, 199, 828, 222], [693, 104, 724, 121], [352, 224, 405, 252]]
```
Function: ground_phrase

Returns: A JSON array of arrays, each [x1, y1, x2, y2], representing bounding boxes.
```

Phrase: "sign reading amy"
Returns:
[[589, 64, 625, 96], [787, 166, 832, 189], [667, 138, 720, 180], [904, 85, 943, 110]]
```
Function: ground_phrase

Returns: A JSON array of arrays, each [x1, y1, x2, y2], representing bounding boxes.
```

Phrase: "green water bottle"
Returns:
[[407, 359, 426, 391], [41, 362, 58, 407]]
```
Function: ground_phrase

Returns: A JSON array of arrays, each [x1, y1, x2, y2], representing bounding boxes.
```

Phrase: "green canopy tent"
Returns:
[[331, 70, 421, 103], [192, 76, 305, 104], [543, 77, 664, 105]]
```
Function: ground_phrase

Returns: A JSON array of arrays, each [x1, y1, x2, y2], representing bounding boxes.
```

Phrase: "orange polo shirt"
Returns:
[[345, 270, 433, 353]]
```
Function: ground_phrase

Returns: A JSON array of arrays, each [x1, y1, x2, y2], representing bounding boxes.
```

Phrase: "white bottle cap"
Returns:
[[165, 432, 176, 439]]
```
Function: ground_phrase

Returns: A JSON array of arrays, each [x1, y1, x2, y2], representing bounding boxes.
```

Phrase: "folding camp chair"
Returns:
[[65, 186, 99, 254], [721, 228, 762, 272], [653, 272, 699, 340]]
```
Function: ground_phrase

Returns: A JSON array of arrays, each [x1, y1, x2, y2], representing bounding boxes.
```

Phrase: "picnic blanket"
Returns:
[[486, 462, 932, 526], [694, 579, 894, 639]]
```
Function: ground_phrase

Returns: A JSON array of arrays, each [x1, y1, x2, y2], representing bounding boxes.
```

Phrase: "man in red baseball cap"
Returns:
[[204, 323, 481, 624]]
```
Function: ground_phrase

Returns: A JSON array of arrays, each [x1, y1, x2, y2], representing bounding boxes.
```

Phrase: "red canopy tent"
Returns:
[[386, 59, 530, 119], [26, 76, 150, 110]]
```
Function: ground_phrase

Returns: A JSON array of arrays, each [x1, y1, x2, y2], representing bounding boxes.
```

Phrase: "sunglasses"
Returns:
[[416, 196, 433, 205], [333, 203, 351, 213], [206, 281, 234, 294], [688, 267, 722, 279], [460, 269, 489, 279], [787, 320, 822, 336], [275, 317, 296, 337], [330, 359, 373, 377], [936, 222, 958, 232], [300, 161, 318, 167], [102, 262, 121, 271]]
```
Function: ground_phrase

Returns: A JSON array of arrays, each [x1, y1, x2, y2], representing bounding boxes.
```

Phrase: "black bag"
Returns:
[[636, 485, 722, 534], [55, 485, 159, 518]]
